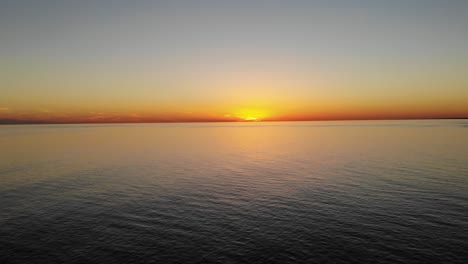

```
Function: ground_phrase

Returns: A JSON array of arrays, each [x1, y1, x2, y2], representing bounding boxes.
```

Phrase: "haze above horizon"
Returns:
[[1, 0, 467, 123]]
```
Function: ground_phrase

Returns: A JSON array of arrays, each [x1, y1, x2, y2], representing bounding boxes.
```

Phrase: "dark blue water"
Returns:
[[1, 120, 467, 263]]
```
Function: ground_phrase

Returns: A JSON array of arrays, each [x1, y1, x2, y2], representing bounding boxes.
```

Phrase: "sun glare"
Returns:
[[244, 116, 259, 121], [234, 108, 269, 122]]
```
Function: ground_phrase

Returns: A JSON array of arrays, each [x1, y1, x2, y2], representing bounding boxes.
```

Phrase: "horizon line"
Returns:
[[1, 117, 467, 125]]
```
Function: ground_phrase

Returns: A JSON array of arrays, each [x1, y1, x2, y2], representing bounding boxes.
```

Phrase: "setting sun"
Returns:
[[243, 116, 259, 121], [233, 108, 270, 122]]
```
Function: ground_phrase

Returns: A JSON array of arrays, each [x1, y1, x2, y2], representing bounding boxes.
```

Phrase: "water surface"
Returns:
[[1, 120, 467, 263]]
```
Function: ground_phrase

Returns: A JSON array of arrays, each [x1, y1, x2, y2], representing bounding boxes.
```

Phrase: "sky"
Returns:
[[1, 0, 468, 123]]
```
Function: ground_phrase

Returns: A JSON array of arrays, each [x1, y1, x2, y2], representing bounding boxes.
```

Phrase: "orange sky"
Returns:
[[1, 1, 468, 124]]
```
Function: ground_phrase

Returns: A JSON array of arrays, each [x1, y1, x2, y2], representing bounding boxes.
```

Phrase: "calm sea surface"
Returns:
[[1, 120, 467, 263]]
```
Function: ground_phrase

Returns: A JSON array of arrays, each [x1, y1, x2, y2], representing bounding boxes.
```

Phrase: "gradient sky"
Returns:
[[1, 0, 468, 123]]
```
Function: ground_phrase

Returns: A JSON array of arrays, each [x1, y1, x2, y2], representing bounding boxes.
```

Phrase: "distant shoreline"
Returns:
[[1, 118, 467, 125]]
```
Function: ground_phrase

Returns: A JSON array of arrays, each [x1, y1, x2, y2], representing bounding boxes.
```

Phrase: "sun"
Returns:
[[233, 108, 269, 122], [243, 116, 260, 121]]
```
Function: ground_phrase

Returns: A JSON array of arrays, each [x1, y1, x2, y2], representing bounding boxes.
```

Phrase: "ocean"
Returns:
[[1, 120, 467, 263]]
